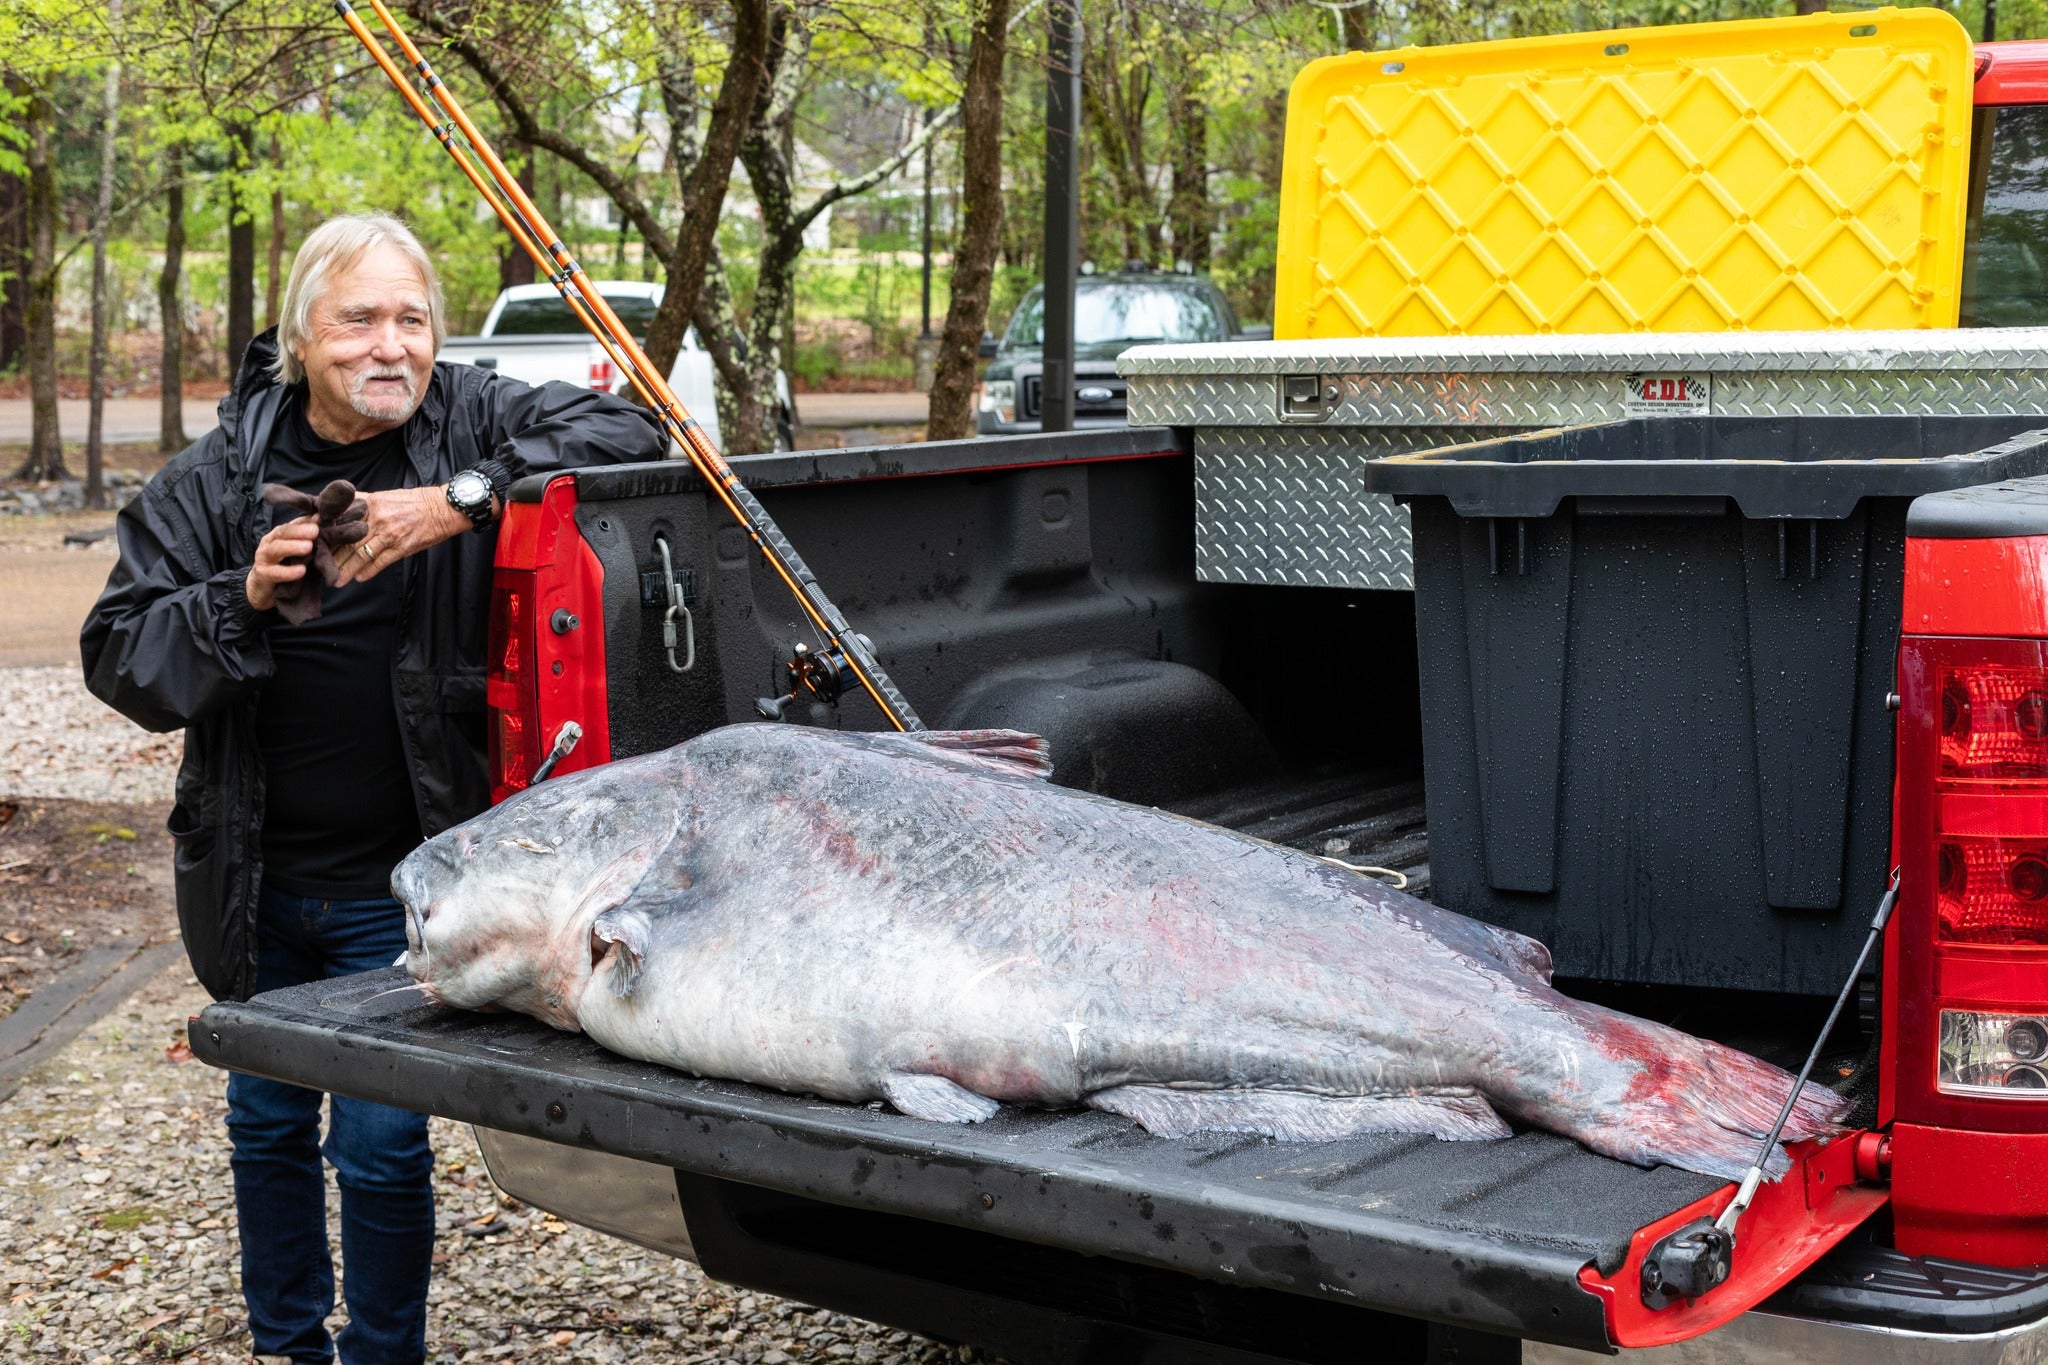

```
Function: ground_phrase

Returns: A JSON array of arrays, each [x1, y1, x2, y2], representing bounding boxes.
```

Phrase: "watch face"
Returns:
[[450, 471, 490, 506]]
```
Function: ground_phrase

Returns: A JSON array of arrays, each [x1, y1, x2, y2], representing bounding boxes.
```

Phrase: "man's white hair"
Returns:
[[272, 213, 445, 385]]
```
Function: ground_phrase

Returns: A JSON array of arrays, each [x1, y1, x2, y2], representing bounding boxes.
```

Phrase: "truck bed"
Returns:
[[193, 767, 1723, 1353]]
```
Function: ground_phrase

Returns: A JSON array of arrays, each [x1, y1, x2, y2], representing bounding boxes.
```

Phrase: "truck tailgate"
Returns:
[[194, 969, 1722, 1350]]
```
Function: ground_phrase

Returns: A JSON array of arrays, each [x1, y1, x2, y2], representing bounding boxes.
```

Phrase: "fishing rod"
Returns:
[[333, 0, 926, 734]]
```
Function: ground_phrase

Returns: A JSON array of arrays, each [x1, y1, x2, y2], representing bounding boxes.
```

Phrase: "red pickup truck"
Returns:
[[192, 38, 2048, 1365]]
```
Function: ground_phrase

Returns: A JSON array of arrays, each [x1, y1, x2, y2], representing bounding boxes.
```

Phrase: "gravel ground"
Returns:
[[0, 798, 178, 1020], [0, 963, 988, 1364], [0, 668, 179, 806], [0, 662, 986, 1363]]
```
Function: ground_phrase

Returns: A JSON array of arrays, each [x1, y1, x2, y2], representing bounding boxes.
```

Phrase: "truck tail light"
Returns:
[[487, 476, 612, 806], [589, 358, 617, 393], [1889, 530, 2048, 1265], [487, 568, 543, 802]]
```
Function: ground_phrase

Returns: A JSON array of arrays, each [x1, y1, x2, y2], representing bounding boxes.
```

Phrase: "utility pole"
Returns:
[[1985, 0, 1998, 43], [1041, 0, 1081, 434]]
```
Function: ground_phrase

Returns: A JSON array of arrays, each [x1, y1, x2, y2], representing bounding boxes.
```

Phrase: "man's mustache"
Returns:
[[352, 365, 416, 396]]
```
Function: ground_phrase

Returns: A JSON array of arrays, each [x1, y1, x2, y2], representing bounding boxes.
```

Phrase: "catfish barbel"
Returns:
[[394, 725, 1843, 1180]]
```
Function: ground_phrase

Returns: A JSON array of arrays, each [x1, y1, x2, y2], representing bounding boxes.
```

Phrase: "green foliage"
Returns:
[[281, 96, 510, 329], [2, 0, 2031, 393]]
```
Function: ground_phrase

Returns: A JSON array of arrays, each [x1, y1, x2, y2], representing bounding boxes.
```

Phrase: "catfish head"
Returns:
[[391, 752, 685, 1029]]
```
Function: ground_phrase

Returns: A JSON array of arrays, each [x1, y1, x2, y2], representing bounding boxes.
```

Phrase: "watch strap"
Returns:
[[471, 458, 513, 502]]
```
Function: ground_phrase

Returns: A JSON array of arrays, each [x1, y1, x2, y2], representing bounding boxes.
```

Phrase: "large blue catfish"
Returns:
[[393, 725, 1842, 1180]]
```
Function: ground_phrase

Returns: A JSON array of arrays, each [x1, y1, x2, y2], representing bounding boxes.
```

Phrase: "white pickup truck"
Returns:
[[438, 281, 792, 450]]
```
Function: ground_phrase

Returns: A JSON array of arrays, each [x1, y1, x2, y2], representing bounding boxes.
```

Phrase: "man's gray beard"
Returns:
[[348, 369, 420, 422]]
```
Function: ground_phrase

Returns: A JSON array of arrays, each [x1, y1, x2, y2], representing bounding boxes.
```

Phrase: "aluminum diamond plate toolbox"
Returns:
[[1127, 329, 2048, 590]]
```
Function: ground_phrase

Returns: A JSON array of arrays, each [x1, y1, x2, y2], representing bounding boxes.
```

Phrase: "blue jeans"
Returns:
[[225, 885, 434, 1365]]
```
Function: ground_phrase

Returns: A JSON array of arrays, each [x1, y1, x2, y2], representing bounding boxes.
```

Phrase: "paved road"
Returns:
[[794, 392, 929, 427], [0, 391, 929, 444], [0, 399, 222, 446]]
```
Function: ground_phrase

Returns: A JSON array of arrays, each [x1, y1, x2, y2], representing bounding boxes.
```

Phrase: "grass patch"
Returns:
[[99, 1204, 170, 1231]]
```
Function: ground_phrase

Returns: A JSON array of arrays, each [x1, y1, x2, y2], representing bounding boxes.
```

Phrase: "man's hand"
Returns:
[[246, 516, 320, 612], [332, 487, 472, 586]]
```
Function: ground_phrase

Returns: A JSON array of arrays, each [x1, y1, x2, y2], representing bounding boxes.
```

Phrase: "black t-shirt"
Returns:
[[254, 395, 425, 899]]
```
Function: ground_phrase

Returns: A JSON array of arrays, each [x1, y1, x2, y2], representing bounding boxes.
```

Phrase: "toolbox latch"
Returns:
[[1278, 374, 1338, 423]]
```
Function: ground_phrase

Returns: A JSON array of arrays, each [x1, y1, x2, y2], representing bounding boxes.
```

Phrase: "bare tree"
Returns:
[[1081, 18, 1158, 265], [225, 124, 256, 379], [414, 0, 770, 385], [17, 80, 62, 482], [159, 141, 187, 452], [927, 0, 1013, 441], [1167, 40, 1207, 271], [735, 1, 981, 451], [266, 128, 285, 327], [85, 0, 125, 511], [0, 75, 26, 376]]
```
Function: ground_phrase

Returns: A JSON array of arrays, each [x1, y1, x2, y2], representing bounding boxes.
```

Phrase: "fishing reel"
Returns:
[[756, 641, 860, 721]]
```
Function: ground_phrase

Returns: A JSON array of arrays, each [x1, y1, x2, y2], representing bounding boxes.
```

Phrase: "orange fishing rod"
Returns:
[[334, 0, 926, 733]]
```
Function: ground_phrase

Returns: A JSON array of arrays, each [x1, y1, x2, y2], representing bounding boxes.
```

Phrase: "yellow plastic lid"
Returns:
[[1275, 9, 1976, 339]]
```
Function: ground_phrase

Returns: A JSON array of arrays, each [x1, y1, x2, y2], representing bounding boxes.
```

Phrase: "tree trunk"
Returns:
[[266, 130, 285, 328], [640, 0, 770, 383], [927, 0, 1011, 442], [19, 83, 63, 482], [226, 126, 257, 380], [160, 143, 188, 453], [0, 76, 26, 375], [499, 138, 536, 290], [1082, 76, 1149, 265], [1340, 2, 1376, 50], [85, 0, 123, 512], [1169, 61, 1208, 273]]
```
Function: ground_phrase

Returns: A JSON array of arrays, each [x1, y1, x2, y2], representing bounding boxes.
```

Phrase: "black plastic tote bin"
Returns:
[[1366, 416, 2048, 996]]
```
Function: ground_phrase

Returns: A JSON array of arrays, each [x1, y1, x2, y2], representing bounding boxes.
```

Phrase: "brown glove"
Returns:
[[261, 479, 370, 624]]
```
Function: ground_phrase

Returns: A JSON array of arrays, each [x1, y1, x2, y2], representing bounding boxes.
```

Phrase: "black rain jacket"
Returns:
[[80, 329, 666, 1000]]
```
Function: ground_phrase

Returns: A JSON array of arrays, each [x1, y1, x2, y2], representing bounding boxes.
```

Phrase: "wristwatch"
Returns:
[[446, 469, 497, 531]]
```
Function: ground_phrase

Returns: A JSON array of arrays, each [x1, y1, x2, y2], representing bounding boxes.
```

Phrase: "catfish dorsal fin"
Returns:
[[905, 729, 1053, 781]]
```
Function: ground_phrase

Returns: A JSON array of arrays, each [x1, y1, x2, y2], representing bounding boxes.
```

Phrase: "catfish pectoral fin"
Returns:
[[1088, 1086, 1512, 1142], [880, 1072, 1002, 1124], [590, 907, 653, 997]]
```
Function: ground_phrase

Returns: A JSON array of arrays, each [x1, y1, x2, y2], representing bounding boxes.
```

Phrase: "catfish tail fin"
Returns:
[[1506, 1003, 1849, 1183]]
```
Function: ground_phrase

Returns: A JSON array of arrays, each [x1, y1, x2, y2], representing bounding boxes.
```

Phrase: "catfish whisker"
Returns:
[[357, 982, 433, 1006]]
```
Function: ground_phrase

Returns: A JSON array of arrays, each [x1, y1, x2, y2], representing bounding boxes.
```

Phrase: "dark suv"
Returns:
[[976, 271, 1267, 434]]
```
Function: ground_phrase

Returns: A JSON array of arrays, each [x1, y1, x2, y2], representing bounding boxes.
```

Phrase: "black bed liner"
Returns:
[[194, 968, 1715, 1350]]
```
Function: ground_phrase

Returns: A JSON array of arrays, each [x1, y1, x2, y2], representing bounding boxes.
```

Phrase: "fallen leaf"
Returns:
[[89, 1258, 134, 1281], [164, 1041, 193, 1063], [135, 1312, 177, 1334], [1, 931, 24, 945]]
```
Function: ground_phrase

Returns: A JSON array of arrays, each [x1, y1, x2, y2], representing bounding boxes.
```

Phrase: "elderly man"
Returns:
[[81, 213, 666, 1365]]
